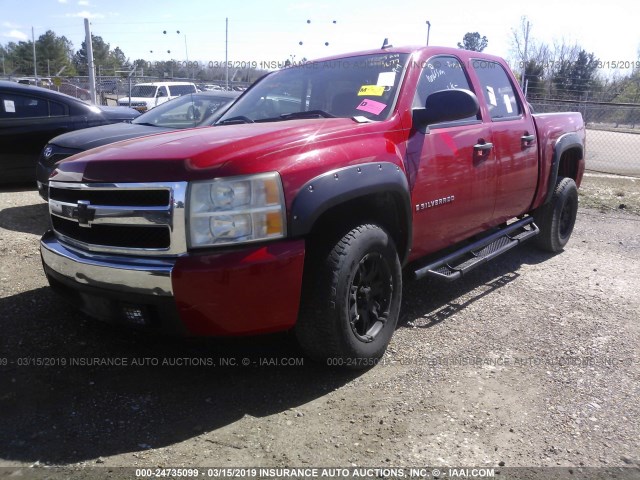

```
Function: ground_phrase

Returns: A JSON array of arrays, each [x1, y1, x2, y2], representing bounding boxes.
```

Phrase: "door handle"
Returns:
[[521, 134, 536, 145], [474, 142, 493, 151], [473, 141, 493, 158]]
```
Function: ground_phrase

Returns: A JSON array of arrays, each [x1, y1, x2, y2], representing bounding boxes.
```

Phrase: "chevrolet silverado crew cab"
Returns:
[[117, 81, 197, 112], [41, 46, 585, 367]]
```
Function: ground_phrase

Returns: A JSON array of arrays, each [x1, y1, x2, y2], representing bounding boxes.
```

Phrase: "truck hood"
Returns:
[[52, 118, 385, 183], [50, 122, 172, 151]]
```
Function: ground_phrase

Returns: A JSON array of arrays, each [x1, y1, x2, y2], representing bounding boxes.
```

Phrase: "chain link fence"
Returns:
[[64, 75, 251, 106], [530, 100, 640, 177], [0, 74, 250, 103], [2, 72, 638, 177]]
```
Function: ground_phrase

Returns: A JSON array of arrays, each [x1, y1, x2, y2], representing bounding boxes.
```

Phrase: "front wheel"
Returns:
[[533, 176, 578, 252], [296, 224, 402, 368]]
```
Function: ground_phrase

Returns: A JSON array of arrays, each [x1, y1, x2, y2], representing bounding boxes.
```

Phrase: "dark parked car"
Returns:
[[97, 79, 122, 94], [36, 90, 239, 198], [0, 81, 139, 184]]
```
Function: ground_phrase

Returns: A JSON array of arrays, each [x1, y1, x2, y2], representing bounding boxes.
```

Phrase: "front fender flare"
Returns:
[[289, 162, 412, 259]]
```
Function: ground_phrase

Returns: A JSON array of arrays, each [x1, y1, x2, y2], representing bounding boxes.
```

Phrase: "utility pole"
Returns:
[[225, 17, 229, 90], [32, 27, 37, 80], [84, 18, 97, 104]]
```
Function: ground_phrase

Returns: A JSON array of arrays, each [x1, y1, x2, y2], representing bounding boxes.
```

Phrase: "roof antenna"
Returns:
[[381, 38, 392, 49]]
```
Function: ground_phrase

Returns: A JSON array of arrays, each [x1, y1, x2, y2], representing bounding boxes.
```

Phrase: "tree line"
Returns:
[[0, 30, 126, 77], [459, 19, 639, 108], [510, 17, 639, 126], [0, 30, 263, 84]]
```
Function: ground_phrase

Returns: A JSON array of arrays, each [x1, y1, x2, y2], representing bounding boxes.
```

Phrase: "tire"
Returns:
[[186, 105, 200, 121], [533, 176, 578, 252], [295, 224, 402, 368]]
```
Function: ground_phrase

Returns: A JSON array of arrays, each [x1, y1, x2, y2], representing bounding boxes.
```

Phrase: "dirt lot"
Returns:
[[0, 175, 639, 478]]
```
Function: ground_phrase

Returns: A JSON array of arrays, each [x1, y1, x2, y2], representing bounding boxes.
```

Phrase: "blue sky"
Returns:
[[1, 0, 639, 74]]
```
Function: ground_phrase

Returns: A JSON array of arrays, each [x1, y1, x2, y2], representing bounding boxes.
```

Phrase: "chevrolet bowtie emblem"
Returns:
[[75, 200, 96, 228]]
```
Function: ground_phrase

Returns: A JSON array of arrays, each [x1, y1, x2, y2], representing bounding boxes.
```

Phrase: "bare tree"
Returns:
[[510, 17, 536, 89]]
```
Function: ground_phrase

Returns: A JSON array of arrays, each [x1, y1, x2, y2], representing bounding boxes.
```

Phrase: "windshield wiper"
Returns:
[[133, 122, 157, 127], [255, 110, 337, 123], [217, 116, 255, 125], [280, 110, 335, 120]]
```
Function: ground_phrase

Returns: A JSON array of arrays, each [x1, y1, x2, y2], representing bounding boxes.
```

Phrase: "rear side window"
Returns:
[[49, 100, 67, 117], [472, 60, 521, 120]]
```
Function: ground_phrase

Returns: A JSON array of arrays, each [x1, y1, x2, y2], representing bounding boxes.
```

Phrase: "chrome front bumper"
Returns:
[[40, 231, 175, 297]]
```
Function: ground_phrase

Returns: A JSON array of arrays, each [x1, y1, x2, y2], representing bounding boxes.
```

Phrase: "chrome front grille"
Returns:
[[48, 181, 188, 256]]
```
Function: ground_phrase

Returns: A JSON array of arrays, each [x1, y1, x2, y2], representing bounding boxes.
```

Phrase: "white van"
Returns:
[[117, 81, 197, 112]]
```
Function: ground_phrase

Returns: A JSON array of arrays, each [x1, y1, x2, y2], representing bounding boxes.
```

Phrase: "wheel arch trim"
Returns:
[[544, 132, 584, 205], [289, 162, 412, 262]]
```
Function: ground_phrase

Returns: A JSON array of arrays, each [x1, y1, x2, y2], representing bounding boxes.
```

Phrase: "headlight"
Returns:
[[188, 172, 286, 248]]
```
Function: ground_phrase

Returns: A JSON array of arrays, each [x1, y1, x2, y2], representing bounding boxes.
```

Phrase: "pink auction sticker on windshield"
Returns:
[[356, 99, 386, 115]]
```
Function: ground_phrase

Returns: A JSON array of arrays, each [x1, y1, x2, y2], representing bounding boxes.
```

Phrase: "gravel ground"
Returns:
[[0, 177, 639, 478]]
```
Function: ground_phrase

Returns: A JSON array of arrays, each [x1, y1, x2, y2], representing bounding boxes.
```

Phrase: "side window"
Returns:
[[0, 93, 48, 118], [472, 60, 521, 120], [49, 100, 67, 117], [414, 56, 474, 108], [158, 86, 168, 97]]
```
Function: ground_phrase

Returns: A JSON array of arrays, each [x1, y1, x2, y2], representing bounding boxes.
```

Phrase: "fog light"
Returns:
[[122, 305, 147, 325]]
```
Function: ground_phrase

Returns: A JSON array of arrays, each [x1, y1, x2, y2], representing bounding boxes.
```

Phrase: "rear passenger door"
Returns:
[[0, 91, 73, 181], [408, 55, 498, 257], [470, 60, 538, 221]]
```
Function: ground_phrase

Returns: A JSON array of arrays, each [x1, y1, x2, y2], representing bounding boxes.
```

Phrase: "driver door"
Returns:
[[407, 55, 498, 258]]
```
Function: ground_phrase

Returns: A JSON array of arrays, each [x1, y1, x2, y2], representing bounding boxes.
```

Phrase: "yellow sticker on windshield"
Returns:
[[358, 85, 385, 96]]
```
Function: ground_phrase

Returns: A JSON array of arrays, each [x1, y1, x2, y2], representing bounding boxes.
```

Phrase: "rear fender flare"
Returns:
[[544, 132, 584, 205]]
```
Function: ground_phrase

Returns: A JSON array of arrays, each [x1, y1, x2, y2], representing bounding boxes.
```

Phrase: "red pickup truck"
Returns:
[[40, 46, 585, 367]]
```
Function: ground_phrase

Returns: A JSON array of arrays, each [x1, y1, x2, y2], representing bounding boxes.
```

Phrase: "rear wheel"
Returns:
[[533, 177, 578, 252], [296, 224, 402, 368]]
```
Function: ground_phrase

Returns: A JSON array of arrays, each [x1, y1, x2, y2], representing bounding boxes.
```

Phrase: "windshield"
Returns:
[[169, 84, 197, 96], [129, 85, 157, 97], [132, 93, 236, 128], [217, 53, 408, 123]]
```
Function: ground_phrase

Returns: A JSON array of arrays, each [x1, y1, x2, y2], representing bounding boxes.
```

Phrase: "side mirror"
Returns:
[[413, 89, 479, 129]]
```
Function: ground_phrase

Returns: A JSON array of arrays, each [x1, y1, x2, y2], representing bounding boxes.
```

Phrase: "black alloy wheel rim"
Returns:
[[348, 252, 393, 343]]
